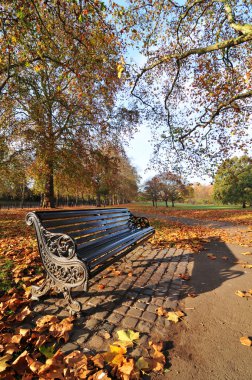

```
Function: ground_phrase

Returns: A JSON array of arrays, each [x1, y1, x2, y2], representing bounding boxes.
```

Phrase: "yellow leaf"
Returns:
[[0, 354, 12, 373], [167, 311, 185, 323], [117, 64, 124, 78], [109, 345, 127, 355], [117, 329, 139, 343], [167, 311, 180, 323], [235, 290, 246, 297], [241, 252, 252, 255], [240, 336, 252, 346]]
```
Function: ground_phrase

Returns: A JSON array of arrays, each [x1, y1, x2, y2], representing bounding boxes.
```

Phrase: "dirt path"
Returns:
[[137, 213, 252, 379]]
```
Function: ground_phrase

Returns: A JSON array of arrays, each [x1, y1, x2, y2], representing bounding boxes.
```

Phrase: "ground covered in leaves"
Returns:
[[0, 207, 251, 379]]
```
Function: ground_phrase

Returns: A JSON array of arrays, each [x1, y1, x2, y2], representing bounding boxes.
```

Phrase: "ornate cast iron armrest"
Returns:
[[128, 214, 150, 229], [26, 212, 88, 314]]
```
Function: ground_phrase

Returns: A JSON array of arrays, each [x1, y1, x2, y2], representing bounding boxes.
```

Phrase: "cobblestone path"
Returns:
[[31, 243, 191, 356]]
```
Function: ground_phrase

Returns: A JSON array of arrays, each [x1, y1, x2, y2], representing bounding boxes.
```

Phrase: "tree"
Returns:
[[117, 0, 252, 173], [144, 176, 161, 207], [213, 156, 252, 208], [159, 172, 189, 207], [0, 0, 120, 93], [0, 0, 126, 207]]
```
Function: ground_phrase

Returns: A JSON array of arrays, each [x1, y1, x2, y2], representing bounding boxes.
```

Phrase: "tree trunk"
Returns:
[[172, 199, 175, 207], [96, 192, 101, 207], [242, 200, 246, 208], [152, 198, 155, 207], [43, 166, 55, 208], [165, 199, 168, 207]]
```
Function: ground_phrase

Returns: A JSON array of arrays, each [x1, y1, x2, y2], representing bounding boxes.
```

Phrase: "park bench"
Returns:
[[26, 208, 154, 314]]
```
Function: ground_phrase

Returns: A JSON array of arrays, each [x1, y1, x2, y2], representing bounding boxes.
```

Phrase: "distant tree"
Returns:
[[213, 156, 252, 208], [192, 184, 213, 204], [144, 176, 161, 207], [159, 172, 189, 207]]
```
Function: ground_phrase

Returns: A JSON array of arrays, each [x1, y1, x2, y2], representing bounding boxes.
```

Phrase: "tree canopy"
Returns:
[[0, 0, 140, 207], [116, 0, 252, 174], [213, 156, 252, 207]]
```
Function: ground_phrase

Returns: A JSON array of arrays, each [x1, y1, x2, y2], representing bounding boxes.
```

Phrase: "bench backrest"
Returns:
[[35, 208, 133, 250]]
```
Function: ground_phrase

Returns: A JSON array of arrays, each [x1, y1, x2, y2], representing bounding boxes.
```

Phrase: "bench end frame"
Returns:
[[26, 212, 89, 314]]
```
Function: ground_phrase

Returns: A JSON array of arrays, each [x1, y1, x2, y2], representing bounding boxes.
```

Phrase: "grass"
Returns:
[[134, 201, 244, 210], [0, 257, 14, 292]]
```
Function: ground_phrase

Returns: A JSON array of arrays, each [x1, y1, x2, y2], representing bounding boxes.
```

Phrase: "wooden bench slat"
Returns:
[[48, 216, 130, 234], [80, 227, 154, 264], [88, 227, 154, 269], [42, 212, 130, 228], [75, 224, 130, 243], [77, 228, 132, 251], [37, 208, 130, 220]]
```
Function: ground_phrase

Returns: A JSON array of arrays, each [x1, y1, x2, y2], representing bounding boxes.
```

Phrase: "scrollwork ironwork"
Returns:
[[128, 214, 150, 230], [26, 212, 88, 313]]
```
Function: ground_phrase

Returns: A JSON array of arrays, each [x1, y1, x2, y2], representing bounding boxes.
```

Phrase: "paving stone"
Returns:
[[107, 313, 123, 325], [142, 288, 154, 296], [121, 316, 138, 329], [87, 334, 105, 351], [76, 332, 91, 344], [126, 307, 143, 318], [61, 342, 79, 353], [33, 304, 47, 313], [146, 303, 158, 314], [162, 298, 178, 309], [85, 318, 100, 329], [136, 320, 153, 333], [44, 305, 59, 314], [92, 310, 110, 320], [99, 322, 115, 334], [141, 310, 157, 323], [150, 297, 164, 307], [140, 296, 151, 303], [114, 305, 129, 315], [122, 299, 134, 307], [57, 309, 71, 318], [133, 301, 147, 311]]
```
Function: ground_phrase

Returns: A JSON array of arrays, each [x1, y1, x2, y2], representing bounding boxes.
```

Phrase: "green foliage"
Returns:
[[213, 156, 252, 207], [0, 258, 13, 292]]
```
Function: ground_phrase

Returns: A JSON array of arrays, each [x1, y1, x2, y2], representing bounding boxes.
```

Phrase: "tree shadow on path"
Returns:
[[179, 238, 244, 300]]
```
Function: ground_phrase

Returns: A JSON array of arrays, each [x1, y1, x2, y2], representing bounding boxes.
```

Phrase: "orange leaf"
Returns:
[[240, 336, 252, 346]]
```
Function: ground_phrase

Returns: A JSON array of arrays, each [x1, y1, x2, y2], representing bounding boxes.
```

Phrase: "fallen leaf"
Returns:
[[243, 264, 252, 269], [149, 341, 163, 352], [91, 370, 111, 380], [178, 273, 191, 281], [167, 311, 185, 323], [188, 293, 197, 298], [109, 344, 127, 355], [241, 252, 252, 255], [235, 290, 246, 298], [92, 353, 105, 369], [0, 354, 12, 373], [221, 256, 229, 261], [156, 306, 167, 316], [136, 356, 149, 371], [240, 336, 252, 346], [117, 329, 139, 343], [118, 358, 134, 376], [207, 254, 216, 260], [97, 284, 105, 290]]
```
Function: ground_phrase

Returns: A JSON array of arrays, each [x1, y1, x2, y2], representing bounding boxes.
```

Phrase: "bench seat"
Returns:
[[26, 208, 154, 313]]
